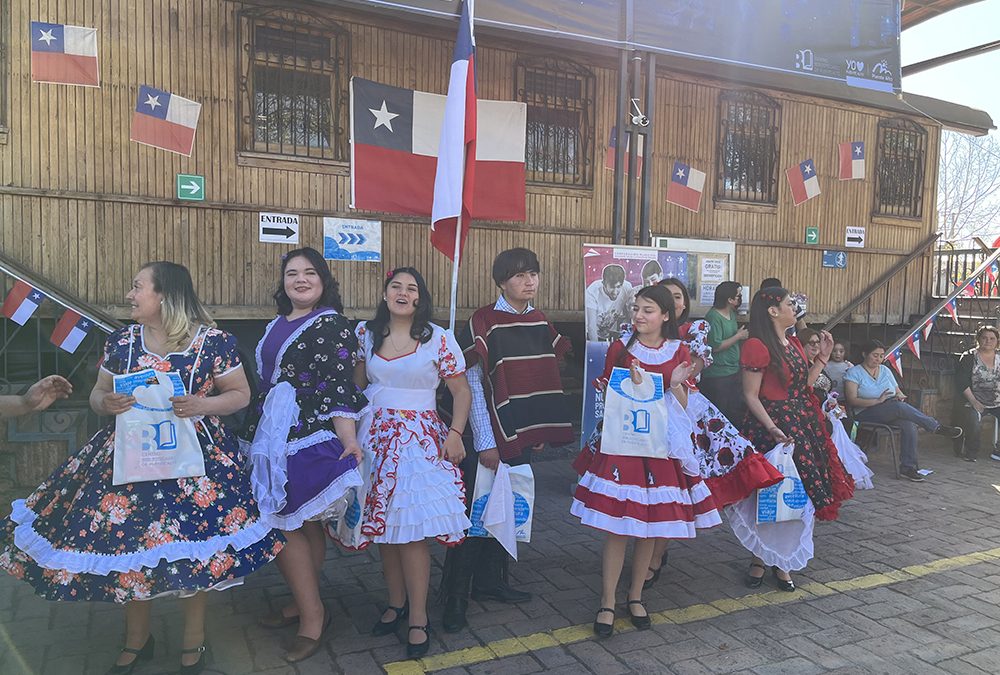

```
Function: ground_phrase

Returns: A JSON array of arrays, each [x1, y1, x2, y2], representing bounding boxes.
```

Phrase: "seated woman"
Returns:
[[798, 329, 833, 401], [844, 339, 962, 482], [954, 325, 1000, 462], [823, 341, 854, 399]]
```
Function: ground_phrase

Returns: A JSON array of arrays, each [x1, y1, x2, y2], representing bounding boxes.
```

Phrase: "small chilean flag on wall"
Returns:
[[51, 309, 91, 354], [2, 281, 46, 325], [786, 159, 820, 206], [130, 85, 201, 156], [30, 21, 99, 87], [665, 160, 706, 213], [839, 141, 865, 180]]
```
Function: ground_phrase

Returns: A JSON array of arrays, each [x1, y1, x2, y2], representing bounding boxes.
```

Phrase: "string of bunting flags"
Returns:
[[0, 279, 107, 354]]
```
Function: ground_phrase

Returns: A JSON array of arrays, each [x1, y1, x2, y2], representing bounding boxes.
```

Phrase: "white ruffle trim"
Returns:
[[724, 495, 815, 572], [262, 468, 362, 532], [828, 411, 875, 490], [248, 382, 300, 515], [578, 472, 716, 507], [361, 442, 469, 545], [570, 499, 721, 538], [10, 500, 276, 576]]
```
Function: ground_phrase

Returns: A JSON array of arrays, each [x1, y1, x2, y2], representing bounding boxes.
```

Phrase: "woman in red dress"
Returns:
[[734, 287, 854, 591], [572, 285, 721, 637]]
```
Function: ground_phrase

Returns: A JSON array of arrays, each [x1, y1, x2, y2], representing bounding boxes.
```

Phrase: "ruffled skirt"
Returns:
[[0, 420, 283, 603], [571, 444, 722, 539], [358, 408, 470, 546], [686, 391, 784, 508]]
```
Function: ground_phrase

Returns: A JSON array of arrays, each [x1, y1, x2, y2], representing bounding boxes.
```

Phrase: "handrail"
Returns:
[[823, 232, 940, 331], [885, 245, 1000, 356], [0, 250, 123, 334]]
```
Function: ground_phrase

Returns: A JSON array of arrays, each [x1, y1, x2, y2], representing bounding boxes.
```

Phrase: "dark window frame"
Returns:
[[514, 56, 595, 189], [873, 118, 926, 219], [236, 8, 350, 162], [716, 90, 781, 205]]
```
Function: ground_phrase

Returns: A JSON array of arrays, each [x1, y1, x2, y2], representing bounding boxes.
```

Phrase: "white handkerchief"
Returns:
[[483, 463, 518, 561]]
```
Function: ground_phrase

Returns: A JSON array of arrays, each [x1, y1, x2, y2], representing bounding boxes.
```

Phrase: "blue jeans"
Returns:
[[854, 399, 939, 470], [957, 404, 1000, 458]]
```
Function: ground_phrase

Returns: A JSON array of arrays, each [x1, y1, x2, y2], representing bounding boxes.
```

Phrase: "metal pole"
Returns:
[[611, 50, 628, 245], [624, 52, 641, 245], [639, 52, 655, 246]]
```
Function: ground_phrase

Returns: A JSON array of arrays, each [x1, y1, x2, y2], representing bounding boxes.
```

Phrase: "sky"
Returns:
[[901, 0, 1000, 133]]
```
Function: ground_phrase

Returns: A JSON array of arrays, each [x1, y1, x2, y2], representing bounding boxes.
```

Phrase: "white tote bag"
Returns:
[[112, 369, 205, 485], [756, 443, 808, 524], [600, 366, 670, 459], [468, 463, 535, 543]]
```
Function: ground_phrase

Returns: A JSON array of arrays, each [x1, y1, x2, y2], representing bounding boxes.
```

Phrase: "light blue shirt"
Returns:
[[844, 364, 898, 402]]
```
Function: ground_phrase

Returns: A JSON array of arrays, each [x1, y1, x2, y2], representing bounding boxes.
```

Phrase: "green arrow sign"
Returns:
[[176, 174, 205, 201], [805, 226, 819, 245]]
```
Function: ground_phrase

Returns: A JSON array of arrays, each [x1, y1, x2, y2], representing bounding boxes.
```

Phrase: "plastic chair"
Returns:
[[847, 413, 900, 479]]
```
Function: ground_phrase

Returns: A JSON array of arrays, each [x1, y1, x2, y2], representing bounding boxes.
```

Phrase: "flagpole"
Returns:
[[449, 213, 462, 331]]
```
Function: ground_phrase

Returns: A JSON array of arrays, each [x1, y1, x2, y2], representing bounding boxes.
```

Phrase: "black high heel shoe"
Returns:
[[179, 644, 208, 675], [627, 600, 651, 630], [772, 567, 795, 592], [372, 603, 409, 636], [744, 562, 766, 589], [105, 634, 154, 675], [406, 624, 430, 659], [593, 607, 615, 638]]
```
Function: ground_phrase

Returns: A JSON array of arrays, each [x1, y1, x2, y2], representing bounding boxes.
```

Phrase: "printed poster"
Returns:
[[323, 217, 382, 262]]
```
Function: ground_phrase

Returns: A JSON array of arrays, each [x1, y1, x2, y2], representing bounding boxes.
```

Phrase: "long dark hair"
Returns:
[[366, 267, 434, 352], [748, 286, 790, 381], [273, 247, 344, 315], [620, 284, 679, 364], [658, 277, 690, 324]]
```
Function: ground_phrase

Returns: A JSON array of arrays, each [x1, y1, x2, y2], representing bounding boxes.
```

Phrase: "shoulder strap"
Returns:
[[188, 325, 208, 393]]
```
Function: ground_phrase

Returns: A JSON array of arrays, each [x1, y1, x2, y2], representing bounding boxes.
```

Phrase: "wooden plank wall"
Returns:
[[0, 0, 942, 323]]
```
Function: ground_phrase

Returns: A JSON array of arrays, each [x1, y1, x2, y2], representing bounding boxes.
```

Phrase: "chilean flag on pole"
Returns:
[[51, 309, 92, 354], [1, 281, 46, 325], [30, 21, 100, 87], [430, 0, 477, 262], [838, 141, 865, 180], [665, 160, 706, 213], [786, 159, 821, 206], [905, 331, 921, 360], [885, 347, 903, 377], [130, 85, 202, 156]]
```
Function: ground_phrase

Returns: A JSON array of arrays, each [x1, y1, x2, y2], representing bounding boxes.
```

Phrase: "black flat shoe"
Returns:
[[593, 607, 615, 638], [643, 549, 668, 590], [441, 596, 468, 633], [772, 567, 795, 592], [178, 644, 207, 675], [105, 634, 154, 675], [406, 625, 430, 659], [371, 603, 408, 636], [744, 562, 766, 589], [626, 600, 651, 630]]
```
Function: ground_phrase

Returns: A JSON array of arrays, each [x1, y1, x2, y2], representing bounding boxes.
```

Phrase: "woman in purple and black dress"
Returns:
[[241, 247, 368, 664]]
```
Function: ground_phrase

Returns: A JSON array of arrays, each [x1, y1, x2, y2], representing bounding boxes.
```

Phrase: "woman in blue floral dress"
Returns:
[[0, 262, 282, 675]]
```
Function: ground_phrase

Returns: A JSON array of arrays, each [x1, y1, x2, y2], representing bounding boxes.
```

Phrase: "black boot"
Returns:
[[471, 539, 531, 604], [440, 538, 480, 632]]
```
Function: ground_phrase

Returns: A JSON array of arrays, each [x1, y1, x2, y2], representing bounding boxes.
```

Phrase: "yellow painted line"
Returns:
[[383, 547, 999, 674]]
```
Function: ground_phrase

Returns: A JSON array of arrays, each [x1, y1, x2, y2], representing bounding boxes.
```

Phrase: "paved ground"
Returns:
[[3, 434, 1000, 675]]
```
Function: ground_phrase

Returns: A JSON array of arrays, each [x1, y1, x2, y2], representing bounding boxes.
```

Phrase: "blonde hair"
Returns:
[[142, 262, 215, 351]]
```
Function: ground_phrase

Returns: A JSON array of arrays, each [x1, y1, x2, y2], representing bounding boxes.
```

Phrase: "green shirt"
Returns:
[[703, 307, 741, 378]]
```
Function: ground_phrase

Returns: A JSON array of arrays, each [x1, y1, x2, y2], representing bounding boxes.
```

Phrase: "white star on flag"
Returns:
[[675, 167, 686, 179], [854, 145, 862, 155], [38, 29, 56, 45], [369, 100, 399, 132], [144, 94, 161, 110], [803, 163, 813, 174]]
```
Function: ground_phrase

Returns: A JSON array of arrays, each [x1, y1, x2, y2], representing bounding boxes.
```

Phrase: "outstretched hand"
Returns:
[[23, 375, 73, 412], [670, 361, 695, 389]]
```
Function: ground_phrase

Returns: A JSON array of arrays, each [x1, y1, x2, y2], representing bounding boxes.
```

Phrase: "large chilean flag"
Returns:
[[351, 89, 525, 237]]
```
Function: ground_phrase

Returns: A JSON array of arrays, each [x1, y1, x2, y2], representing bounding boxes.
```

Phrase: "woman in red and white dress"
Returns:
[[572, 284, 721, 638]]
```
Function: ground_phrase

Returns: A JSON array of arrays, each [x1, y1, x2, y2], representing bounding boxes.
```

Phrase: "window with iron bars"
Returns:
[[515, 58, 595, 188], [716, 90, 781, 204], [874, 118, 926, 219], [238, 11, 349, 161]]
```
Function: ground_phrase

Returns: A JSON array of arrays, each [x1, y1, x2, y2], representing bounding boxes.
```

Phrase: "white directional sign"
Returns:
[[258, 213, 300, 244], [845, 226, 866, 248]]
